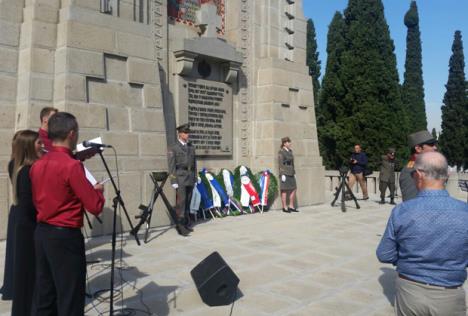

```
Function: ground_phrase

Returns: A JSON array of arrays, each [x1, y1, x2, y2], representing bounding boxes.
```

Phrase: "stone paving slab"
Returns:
[[1, 194, 467, 315]]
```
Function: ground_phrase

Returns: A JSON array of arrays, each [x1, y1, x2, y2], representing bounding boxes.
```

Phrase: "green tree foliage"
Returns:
[[317, 12, 348, 169], [439, 31, 467, 170], [306, 19, 321, 109], [339, 0, 408, 169], [402, 1, 427, 132], [431, 128, 438, 140]]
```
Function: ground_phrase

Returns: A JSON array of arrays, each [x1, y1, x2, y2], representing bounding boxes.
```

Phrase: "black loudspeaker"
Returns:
[[190, 251, 240, 307]]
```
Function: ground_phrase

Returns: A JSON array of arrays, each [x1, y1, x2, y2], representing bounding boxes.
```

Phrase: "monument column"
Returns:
[[15, 0, 60, 130], [251, 0, 325, 206]]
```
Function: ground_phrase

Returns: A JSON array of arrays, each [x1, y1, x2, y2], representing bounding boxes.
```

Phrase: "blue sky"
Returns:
[[303, 0, 468, 132]]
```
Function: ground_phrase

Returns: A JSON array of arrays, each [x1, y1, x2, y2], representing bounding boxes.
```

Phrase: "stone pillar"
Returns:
[[251, 0, 325, 206], [0, 0, 25, 239], [15, 0, 59, 130]]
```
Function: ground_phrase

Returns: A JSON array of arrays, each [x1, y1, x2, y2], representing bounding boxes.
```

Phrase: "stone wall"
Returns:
[[0, 0, 171, 240], [0, 0, 25, 238], [0, 0, 325, 240]]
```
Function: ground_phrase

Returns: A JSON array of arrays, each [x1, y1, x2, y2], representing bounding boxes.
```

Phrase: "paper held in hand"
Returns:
[[77, 137, 103, 185], [85, 167, 98, 186]]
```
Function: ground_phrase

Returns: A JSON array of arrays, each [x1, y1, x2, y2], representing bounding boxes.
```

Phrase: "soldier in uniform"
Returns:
[[167, 123, 197, 236], [278, 137, 298, 213], [399, 130, 437, 201], [379, 148, 398, 205]]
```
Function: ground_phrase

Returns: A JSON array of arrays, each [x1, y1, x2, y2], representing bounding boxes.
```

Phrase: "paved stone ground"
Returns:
[[1, 193, 467, 315]]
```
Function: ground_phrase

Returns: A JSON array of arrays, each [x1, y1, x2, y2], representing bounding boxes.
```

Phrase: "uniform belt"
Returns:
[[176, 166, 191, 171], [38, 222, 80, 231], [398, 274, 461, 289], [283, 162, 292, 166]]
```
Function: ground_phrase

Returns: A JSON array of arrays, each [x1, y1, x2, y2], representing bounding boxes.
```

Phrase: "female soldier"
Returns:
[[278, 137, 298, 213]]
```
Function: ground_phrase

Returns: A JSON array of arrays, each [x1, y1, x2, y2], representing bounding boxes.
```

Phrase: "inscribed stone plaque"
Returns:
[[178, 78, 232, 156]]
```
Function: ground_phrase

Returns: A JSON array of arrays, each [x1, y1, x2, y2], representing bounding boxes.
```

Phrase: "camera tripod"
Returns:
[[331, 170, 360, 212], [130, 171, 178, 243]]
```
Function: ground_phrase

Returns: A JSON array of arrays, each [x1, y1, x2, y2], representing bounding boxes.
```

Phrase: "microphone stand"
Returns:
[[96, 147, 140, 315]]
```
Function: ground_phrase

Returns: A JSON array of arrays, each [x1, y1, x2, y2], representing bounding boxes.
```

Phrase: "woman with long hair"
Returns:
[[278, 137, 298, 213], [10, 130, 43, 315], [1, 132, 21, 300]]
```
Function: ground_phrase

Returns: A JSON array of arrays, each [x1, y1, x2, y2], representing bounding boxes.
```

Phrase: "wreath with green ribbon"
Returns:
[[233, 165, 261, 202], [255, 170, 278, 208]]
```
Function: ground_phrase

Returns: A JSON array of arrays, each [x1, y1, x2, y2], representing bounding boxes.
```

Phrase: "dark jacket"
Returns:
[[278, 148, 295, 176], [350, 152, 368, 174], [167, 141, 197, 186], [400, 160, 418, 201], [379, 155, 398, 183]]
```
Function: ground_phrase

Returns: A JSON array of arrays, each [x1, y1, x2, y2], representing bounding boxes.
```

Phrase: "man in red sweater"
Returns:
[[30, 112, 105, 316], [38, 107, 58, 152]]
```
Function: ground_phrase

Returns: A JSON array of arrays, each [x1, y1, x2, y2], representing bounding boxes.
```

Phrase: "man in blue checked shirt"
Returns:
[[377, 152, 468, 316]]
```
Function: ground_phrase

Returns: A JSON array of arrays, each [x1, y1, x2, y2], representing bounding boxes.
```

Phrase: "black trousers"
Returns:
[[33, 224, 86, 316], [379, 181, 395, 199], [12, 220, 36, 316], [1, 205, 17, 300], [176, 186, 193, 223]]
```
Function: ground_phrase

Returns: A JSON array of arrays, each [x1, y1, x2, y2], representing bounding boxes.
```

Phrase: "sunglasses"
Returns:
[[420, 142, 437, 147]]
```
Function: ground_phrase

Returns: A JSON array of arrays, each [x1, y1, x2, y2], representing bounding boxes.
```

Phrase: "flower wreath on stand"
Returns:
[[216, 169, 243, 215], [233, 165, 262, 212], [255, 170, 278, 211]]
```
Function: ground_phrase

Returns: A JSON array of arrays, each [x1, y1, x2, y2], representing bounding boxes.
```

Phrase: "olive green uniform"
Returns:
[[278, 148, 296, 191], [400, 161, 417, 202], [167, 141, 197, 223], [379, 155, 398, 201]]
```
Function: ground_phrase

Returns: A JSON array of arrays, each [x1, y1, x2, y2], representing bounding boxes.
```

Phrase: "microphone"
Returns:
[[82, 141, 112, 148]]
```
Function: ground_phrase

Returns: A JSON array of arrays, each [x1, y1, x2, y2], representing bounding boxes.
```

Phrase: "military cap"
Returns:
[[281, 136, 291, 144], [176, 123, 191, 133], [408, 130, 436, 148]]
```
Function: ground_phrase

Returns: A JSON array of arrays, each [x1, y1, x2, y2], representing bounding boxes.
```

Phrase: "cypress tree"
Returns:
[[439, 31, 466, 170], [306, 19, 321, 109], [339, 0, 408, 169], [465, 82, 468, 169], [431, 128, 437, 140], [317, 12, 348, 169], [402, 1, 427, 132]]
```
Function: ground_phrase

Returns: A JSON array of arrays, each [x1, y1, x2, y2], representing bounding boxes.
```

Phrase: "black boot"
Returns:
[[184, 214, 194, 232], [289, 207, 299, 212], [185, 221, 194, 232], [389, 199, 396, 205], [379, 198, 385, 204], [176, 219, 190, 236], [282, 208, 290, 213]]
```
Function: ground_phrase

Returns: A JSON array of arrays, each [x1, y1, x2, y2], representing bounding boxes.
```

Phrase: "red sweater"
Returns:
[[30, 146, 104, 228]]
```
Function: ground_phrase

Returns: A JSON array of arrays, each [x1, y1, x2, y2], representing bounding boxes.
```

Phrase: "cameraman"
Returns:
[[348, 144, 369, 200]]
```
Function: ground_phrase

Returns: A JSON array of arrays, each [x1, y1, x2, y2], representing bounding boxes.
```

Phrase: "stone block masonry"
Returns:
[[0, 0, 324, 240]]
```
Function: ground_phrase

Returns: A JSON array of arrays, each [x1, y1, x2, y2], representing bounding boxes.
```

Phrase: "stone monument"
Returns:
[[0, 0, 324, 238]]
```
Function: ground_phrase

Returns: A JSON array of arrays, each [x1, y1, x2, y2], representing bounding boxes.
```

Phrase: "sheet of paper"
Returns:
[[84, 166, 97, 186]]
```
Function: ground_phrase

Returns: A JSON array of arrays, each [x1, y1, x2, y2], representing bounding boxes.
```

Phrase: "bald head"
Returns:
[[414, 152, 448, 180]]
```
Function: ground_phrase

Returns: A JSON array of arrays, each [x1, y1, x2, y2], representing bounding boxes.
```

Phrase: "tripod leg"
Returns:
[[159, 191, 178, 224], [340, 175, 346, 212], [344, 181, 360, 209], [144, 189, 160, 243], [331, 180, 344, 206]]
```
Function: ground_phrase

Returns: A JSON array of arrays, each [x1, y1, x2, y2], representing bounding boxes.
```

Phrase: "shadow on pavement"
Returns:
[[378, 267, 397, 306], [117, 281, 178, 316]]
